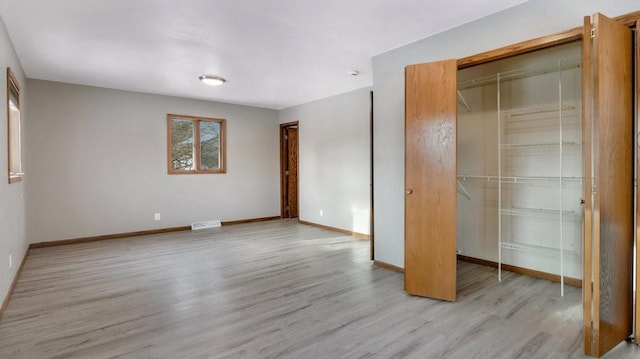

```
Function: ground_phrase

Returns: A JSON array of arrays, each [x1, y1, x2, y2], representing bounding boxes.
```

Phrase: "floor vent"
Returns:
[[191, 219, 222, 230]]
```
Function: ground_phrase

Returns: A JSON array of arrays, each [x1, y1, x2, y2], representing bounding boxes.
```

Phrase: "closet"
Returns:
[[456, 41, 583, 297], [404, 12, 638, 358]]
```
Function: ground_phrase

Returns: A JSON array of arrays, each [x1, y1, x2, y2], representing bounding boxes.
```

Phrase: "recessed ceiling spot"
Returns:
[[199, 75, 226, 86], [348, 70, 360, 76]]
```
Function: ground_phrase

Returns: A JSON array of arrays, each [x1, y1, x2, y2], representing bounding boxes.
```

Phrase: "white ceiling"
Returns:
[[0, 0, 527, 110]]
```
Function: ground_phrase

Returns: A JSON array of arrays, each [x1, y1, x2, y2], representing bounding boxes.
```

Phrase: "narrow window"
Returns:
[[7, 68, 22, 183], [167, 114, 226, 174]]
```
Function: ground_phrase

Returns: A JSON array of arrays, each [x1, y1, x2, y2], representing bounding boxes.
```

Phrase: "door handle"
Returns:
[[406, 189, 413, 195], [580, 198, 585, 205]]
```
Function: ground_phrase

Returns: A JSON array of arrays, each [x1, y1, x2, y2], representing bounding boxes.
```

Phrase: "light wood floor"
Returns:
[[0, 220, 638, 358]]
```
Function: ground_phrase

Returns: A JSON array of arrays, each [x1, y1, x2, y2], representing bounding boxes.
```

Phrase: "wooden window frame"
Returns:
[[167, 114, 226, 174], [7, 67, 22, 184]]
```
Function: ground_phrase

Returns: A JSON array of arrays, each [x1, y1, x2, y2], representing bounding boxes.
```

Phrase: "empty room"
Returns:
[[1, 0, 640, 358]]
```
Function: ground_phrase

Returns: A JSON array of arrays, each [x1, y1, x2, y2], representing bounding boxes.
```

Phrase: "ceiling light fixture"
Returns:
[[199, 75, 226, 86]]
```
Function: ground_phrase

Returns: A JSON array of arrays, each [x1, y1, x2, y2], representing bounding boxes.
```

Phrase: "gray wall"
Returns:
[[5, 0, 639, 307], [25, 80, 280, 244], [372, 0, 640, 267], [0, 17, 28, 308], [279, 88, 371, 235]]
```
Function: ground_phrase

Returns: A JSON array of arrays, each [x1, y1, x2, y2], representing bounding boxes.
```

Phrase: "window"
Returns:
[[7, 68, 22, 184], [167, 114, 226, 174]]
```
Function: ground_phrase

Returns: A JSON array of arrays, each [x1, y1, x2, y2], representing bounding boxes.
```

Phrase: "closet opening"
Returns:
[[456, 41, 584, 296]]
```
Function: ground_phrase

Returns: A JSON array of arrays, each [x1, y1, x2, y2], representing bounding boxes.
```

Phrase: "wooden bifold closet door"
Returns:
[[582, 12, 634, 358], [404, 60, 457, 302]]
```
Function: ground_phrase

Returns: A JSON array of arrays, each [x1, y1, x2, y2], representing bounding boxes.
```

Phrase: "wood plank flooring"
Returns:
[[0, 220, 638, 358]]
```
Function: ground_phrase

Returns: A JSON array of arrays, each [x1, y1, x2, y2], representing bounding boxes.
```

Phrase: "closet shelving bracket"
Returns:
[[457, 180, 471, 200], [457, 90, 471, 112]]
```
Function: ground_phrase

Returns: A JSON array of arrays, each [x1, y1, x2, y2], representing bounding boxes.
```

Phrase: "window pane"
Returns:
[[171, 119, 194, 170], [8, 96, 21, 177], [7, 68, 22, 184], [200, 121, 220, 170], [167, 114, 226, 174]]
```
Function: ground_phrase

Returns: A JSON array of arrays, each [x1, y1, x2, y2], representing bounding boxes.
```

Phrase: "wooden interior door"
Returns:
[[286, 127, 299, 218], [404, 60, 457, 301], [280, 123, 299, 219], [582, 13, 634, 357]]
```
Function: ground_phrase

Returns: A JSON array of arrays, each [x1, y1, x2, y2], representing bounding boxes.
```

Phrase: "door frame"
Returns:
[[370, 91, 375, 260], [280, 121, 299, 218], [635, 19, 640, 346]]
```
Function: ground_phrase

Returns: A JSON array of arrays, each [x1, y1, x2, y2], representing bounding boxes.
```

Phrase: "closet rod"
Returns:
[[457, 58, 580, 91], [508, 105, 576, 118], [457, 175, 584, 183]]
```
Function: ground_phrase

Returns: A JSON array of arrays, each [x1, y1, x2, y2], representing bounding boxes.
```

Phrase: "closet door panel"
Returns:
[[404, 60, 457, 301], [583, 13, 634, 357]]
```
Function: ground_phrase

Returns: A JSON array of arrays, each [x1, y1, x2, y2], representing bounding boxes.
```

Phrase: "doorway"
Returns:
[[280, 122, 299, 218]]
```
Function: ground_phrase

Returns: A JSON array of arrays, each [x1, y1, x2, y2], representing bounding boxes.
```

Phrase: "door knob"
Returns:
[[406, 189, 413, 195]]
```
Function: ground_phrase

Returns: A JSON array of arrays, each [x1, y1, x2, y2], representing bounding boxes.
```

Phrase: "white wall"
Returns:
[[455, 42, 584, 278], [0, 17, 28, 308], [372, 0, 640, 268], [279, 88, 371, 235], [25, 80, 280, 243]]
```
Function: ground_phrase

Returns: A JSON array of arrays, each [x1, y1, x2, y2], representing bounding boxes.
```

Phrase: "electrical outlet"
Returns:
[[320, 210, 323, 217], [9, 254, 12, 269], [154, 213, 161, 221]]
